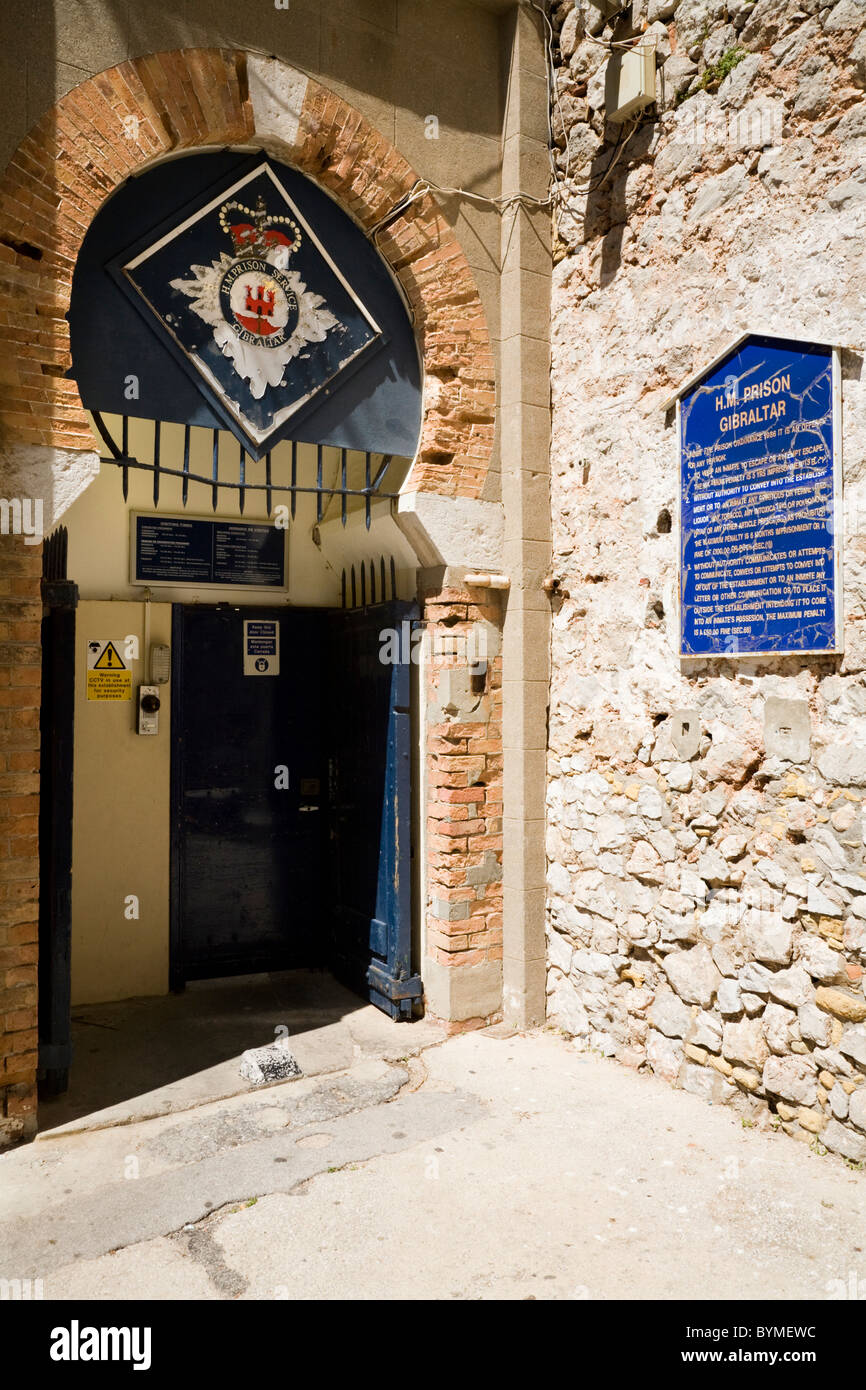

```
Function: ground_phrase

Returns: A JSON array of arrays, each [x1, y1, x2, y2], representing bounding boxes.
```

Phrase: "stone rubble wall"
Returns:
[[547, 0, 866, 1159]]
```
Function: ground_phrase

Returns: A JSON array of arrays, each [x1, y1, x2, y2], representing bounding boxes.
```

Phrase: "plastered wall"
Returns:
[[71, 599, 172, 1003]]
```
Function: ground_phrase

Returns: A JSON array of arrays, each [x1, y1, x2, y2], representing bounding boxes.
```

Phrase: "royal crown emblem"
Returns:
[[219, 194, 303, 261]]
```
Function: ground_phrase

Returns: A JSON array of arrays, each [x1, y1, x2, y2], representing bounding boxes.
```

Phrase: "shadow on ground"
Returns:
[[39, 969, 438, 1133]]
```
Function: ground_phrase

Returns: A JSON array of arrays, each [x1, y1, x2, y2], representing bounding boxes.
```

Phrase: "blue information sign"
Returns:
[[679, 335, 840, 657], [133, 514, 286, 588]]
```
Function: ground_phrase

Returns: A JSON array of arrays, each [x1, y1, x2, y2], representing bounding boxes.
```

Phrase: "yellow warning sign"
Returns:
[[92, 641, 124, 670], [86, 639, 132, 702]]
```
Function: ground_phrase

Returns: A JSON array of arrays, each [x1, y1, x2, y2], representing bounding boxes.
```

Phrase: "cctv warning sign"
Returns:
[[86, 639, 132, 701]]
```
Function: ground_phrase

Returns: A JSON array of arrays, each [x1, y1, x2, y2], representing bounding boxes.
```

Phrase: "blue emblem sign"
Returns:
[[679, 335, 841, 657], [118, 160, 384, 458]]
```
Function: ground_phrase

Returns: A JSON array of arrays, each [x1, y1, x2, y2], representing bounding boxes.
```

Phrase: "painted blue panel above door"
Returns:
[[69, 151, 422, 460]]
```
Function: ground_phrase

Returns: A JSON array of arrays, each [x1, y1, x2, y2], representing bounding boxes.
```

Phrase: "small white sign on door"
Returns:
[[243, 619, 280, 676]]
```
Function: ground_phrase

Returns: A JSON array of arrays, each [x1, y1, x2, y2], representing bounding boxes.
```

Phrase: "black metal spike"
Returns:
[[153, 419, 161, 507], [91, 410, 121, 459], [239, 443, 246, 515], [291, 440, 297, 520], [212, 429, 219, 511], [373, 455, 392, 490], [182, 425, 190, 507]]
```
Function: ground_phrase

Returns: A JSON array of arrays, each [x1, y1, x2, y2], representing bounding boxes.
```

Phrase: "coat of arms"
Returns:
[[169, 193, 340, 401], [119, 160, 385, 456]]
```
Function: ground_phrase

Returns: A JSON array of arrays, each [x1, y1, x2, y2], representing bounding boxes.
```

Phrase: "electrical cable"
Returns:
[[526, 0, 653, 245], [368, 176, 551, 241], [230, 12, 651, 259]]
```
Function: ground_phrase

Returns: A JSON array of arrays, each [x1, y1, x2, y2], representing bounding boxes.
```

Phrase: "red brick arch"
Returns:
[[0, 47, 495, 496]]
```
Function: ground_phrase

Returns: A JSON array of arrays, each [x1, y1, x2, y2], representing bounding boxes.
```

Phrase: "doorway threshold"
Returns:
[[37, 970, 443, 1139]]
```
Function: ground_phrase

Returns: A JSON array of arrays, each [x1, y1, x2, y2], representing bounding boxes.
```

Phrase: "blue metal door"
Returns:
[[327, 601, 421, 1019]]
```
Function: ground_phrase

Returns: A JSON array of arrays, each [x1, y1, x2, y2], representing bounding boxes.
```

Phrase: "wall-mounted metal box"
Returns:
[[605, 46, 657, 123]]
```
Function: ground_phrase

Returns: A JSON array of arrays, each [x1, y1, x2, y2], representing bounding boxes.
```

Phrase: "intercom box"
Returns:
[[137, 684, 161, 736]]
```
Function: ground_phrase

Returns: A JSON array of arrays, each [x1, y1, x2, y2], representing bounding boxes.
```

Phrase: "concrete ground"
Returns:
[[39, 971, 445, 1133], [3, 1021, 866, 1301]]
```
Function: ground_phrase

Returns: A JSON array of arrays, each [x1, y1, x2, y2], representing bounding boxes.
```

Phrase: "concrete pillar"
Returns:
[[498, 4, 551, 1027]]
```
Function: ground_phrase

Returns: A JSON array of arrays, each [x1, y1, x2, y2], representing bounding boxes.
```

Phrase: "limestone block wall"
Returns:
[[546, 0, 866, 1158]]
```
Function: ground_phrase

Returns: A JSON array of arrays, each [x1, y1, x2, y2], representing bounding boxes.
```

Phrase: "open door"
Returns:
[[37, 529, 77, 1096], [327, 600, 421, 1019]]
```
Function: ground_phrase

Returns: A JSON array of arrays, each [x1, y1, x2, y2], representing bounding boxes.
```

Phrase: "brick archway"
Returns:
[[0, 50, 502, 1145], [0, 47, 494, 495]]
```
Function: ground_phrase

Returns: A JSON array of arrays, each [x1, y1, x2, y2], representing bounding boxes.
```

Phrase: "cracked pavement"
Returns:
[[2, 1029, 865, 1300]]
